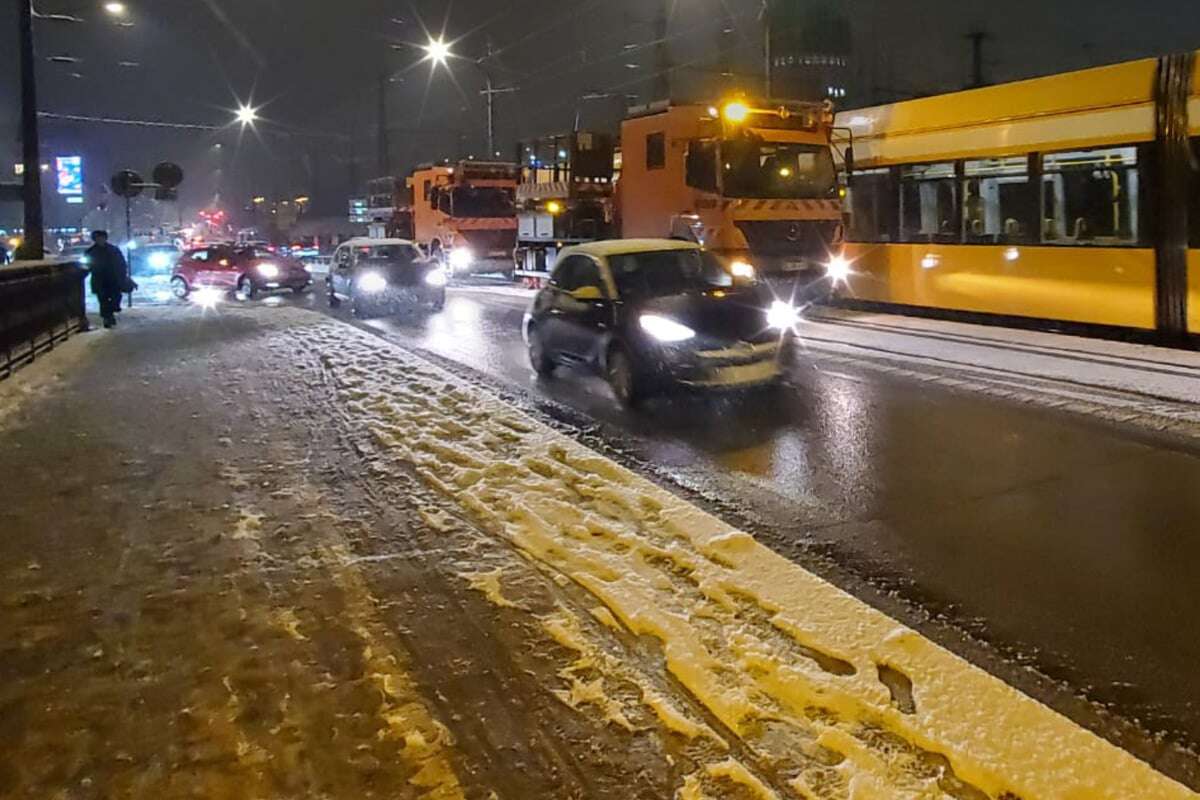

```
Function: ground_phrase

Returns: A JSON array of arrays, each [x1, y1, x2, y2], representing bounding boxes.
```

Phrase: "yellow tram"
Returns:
[[835, 52, 1200, 341]]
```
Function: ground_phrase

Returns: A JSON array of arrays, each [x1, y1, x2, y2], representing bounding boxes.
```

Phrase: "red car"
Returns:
[[171, 244, 310, 300]]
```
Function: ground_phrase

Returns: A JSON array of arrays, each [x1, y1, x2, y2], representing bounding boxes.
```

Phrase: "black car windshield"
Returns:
[[451, 187, 514, 218], [722, 137, 837, 199], [357, 244, 421, 262], [609, 249, 735, 298]]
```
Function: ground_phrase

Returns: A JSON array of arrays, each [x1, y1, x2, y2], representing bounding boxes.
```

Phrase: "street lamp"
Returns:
[[235, 104, 258, 127], [423, 37, 451, 66]]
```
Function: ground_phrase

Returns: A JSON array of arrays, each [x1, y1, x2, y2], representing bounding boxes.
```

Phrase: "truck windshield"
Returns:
[[610, 249, 736, 298], [452, 187, 514, 218], [721, 138, 837, 199], [357, 245, 420, 262]]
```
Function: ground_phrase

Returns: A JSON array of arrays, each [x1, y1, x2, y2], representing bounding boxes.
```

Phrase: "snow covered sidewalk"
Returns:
[[799, 308, 1200, 435], [2, 303, 1195, 799], [287, 308, 1194, 799]]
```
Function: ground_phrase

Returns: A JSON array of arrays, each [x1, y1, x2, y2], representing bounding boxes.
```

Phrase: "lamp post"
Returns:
[[423, 37, 513, 159], [18, 0, 45, 259]]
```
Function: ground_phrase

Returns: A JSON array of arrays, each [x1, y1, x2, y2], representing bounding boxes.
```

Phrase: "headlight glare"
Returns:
[[730, 259, 756, 279], [358, 271, 388, 293], [257, 262, 280, 279], [639, 314, 695, 343], [425, 269, 448, 287], [766, 300, 800, 330], [826, 254, 851, 283], [448, 247, 474, 270]]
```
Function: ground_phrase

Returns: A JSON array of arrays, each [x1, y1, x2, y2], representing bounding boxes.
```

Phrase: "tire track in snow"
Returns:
[[285, 308, 1195, 800]]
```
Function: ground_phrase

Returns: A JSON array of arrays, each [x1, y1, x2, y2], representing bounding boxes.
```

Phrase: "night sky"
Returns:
[[3, 0, 1200, 224]]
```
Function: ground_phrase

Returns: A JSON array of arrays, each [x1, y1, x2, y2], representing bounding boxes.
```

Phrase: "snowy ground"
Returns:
[[4, 303, 1191, 798]]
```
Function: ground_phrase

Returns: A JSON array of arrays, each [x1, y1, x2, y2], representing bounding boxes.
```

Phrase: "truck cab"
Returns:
[[408, 161, 519, 277], [618, 99, 843, 287]]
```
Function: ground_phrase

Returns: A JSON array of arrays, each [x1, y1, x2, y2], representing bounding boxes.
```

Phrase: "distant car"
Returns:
[[171, 243, 310, 300], [522, 239, 794, 406], [59, 244, 92, 266], [129, 243, 181, 276], [327, 237, 446, 317]]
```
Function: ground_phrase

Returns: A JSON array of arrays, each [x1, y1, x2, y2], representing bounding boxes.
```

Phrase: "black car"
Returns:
[[522, 240, 796, 406], [327, 239, 447, 317]]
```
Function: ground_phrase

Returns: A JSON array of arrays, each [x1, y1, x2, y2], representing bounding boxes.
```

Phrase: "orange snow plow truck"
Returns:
[[408, 161, 519, 277], [619, 98, 844, 287]]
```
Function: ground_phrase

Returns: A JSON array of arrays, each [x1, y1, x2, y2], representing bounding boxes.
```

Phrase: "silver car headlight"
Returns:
[[358, 271, 388, 293]]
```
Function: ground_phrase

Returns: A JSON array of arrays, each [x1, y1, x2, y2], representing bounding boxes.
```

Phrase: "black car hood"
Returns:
[[632, 287, 776, 344]]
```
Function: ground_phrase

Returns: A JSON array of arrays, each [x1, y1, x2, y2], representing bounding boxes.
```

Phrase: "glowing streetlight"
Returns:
[[423, 37, 451, 66], [235, 104, 258, 127], [103, 2, 127, 16]]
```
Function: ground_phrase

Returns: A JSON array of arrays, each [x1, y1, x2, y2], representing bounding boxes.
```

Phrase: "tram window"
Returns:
[[847, 168, 896, 242], [962, 157, 1036, 244], [1042, 146, 1140, 246], [899, 162, 958, 243]]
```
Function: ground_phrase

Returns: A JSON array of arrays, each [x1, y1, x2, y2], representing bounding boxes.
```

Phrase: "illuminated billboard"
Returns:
[[56, 156, 83, 196]]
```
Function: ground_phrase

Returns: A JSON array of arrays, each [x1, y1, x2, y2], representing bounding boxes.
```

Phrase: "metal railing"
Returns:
[[0, 260, 89, 380]]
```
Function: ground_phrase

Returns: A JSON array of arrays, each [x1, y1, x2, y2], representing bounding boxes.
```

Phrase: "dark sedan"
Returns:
[[522, 239, 798, 406], [327, 239, 447, 317]]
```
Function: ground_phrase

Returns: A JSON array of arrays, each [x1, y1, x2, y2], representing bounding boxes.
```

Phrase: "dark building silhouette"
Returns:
[[767, 0, 853, 102]]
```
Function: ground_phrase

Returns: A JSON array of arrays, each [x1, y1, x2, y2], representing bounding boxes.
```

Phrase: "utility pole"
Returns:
[[478, 41, 515, 158], [967, 30, 991, 89], [18, 0, 45, 259], [377, 71, 390, 177], [763, 0, 773, 98]]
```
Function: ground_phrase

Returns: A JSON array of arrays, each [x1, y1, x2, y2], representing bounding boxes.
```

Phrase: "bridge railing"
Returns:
[[0, 260, 89, 380]]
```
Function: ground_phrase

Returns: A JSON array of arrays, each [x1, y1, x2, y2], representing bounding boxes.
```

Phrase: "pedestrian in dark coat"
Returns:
[[85, 230, 133, 328]]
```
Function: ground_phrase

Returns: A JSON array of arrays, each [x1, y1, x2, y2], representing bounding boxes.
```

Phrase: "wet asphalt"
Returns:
[[304, 277, 1200, 776]]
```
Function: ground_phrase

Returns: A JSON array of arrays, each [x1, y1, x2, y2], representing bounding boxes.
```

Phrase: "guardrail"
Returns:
[[1, 260, 89, 380]]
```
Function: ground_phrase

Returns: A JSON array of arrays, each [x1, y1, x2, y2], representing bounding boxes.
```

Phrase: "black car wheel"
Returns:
[[606, 345, 644, 407], [527, 326, 554, 376], [170, 276, 190, 300], [430, 291, 446, 311], [327, 283, 341, 308], [236, 277, 257, 301]]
